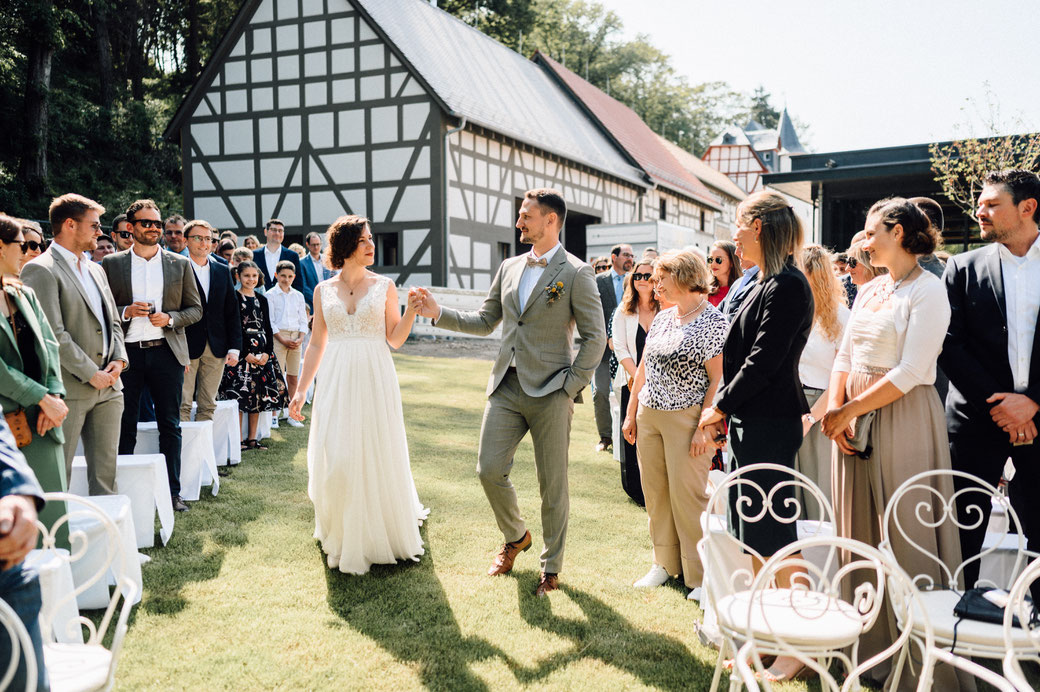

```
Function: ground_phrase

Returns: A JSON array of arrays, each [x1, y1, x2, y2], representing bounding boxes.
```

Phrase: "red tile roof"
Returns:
[[534, 52, 720, 209]]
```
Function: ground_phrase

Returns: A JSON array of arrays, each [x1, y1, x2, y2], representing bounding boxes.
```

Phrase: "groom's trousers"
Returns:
[[478, 369, 574, 574]]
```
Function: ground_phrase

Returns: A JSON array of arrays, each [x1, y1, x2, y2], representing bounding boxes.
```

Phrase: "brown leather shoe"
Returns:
[[535, 572, 559, 597], [488, 530, 532, 576]]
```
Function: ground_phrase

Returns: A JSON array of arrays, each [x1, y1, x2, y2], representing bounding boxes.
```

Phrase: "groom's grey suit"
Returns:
[[434, 246, 605, 573]]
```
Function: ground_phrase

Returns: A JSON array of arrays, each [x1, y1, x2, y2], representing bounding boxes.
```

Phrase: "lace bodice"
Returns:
[[847, 304, 900, 371], [320, 276, 389, 342]]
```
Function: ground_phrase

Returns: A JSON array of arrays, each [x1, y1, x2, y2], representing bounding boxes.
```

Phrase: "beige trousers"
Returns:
[[180, 344, 225, 422], [635, 403, 712, 588], [273, 330, 303, 377]]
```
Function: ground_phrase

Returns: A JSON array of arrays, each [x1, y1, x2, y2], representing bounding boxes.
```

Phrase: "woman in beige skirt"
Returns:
[[822, 197, 967, 691]]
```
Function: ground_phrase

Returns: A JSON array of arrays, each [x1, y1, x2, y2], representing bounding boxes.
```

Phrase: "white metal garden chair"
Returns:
[[1002, 555, 1040, 691], [0, 594, 37, 692], [697, 462, 835, 692], [36, 493, 138, 692], [880, 469, 1039, 686]]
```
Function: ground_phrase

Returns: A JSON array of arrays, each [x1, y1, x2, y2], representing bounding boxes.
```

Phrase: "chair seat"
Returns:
[[716, 588, 865, 648], [44, 643, 111, 692], [912, 589, 1035, 650]]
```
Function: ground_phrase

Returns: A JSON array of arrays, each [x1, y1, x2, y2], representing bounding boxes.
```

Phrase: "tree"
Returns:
[[19, 0, 60, 193], [745, 86, 779, 129]]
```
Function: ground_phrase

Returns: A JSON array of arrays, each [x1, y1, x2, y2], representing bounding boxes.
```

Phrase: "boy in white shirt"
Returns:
[[269, 260, 309, 426]]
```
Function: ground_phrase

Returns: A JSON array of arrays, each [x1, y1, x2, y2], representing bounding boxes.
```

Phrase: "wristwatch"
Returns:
[[802, 413, 817, 425]]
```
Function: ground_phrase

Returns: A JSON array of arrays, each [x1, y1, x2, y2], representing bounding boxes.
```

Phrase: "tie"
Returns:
[[526, 256, 548, 268]]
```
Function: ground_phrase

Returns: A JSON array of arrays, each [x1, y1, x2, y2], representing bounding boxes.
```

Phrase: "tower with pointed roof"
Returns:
[[702, 108, 807, 194]]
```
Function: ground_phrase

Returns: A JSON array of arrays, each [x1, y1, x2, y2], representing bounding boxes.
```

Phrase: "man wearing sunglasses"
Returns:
[[592, 243, 635, 452], [111, 214, 134, 252], [163, 215, 188, 256], [22, 193, 128, 496], [102, 200, 202, 512]]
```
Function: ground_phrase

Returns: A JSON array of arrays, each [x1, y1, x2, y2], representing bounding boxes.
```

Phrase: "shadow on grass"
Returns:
[[323, 523, 508, 691], [509, 570, 709, 691]]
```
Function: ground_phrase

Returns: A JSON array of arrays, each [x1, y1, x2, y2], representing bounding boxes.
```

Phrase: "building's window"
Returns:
[[377, 232, 398, 266], [700, 209, 706, 232], [659, 198, 667, 221], [498, 242, 511, 264]]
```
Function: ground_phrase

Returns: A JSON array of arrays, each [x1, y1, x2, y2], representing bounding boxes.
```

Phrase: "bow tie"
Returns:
[[526, 256, 548, 268]]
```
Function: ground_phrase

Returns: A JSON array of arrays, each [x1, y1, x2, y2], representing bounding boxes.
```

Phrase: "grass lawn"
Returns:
[[115, 353, 813, 691]]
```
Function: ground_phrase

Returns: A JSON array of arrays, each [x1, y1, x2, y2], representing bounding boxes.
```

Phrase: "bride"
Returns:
[[288, 215, 429, 574]]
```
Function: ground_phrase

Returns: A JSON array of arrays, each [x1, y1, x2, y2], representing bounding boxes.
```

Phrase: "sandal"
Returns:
[[757, 662, 815, 682], [244, 439, 268, 451]]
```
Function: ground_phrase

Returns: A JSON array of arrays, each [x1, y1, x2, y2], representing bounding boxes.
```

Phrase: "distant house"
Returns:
[[164, 0, 731, 287], [655, 134, 747, 240], [702, 110, 807, 195]]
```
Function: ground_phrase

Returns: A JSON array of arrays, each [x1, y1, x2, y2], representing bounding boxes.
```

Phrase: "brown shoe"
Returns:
[[535, 572, 559, 597], [488, 530, 532, 576]]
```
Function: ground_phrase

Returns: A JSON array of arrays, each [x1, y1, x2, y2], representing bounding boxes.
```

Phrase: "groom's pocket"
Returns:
[[539, 351, 572, 365]]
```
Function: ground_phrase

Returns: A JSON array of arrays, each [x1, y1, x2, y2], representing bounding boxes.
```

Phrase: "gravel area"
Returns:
[[397, 336, 500, 361]]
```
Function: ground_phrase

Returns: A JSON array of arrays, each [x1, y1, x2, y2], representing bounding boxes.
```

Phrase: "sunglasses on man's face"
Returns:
[[706, 256, 724, 265], [631, 272, 653, 281], [133, 219, 162, 229], [115, 231, 133, 239]]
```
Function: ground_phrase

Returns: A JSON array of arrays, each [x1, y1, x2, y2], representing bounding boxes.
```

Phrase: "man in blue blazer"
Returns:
[[253, 219, 303, 291], [181, 220, 242, 425], [299, 231, 332, 311], [940, 169, 1040, 590]]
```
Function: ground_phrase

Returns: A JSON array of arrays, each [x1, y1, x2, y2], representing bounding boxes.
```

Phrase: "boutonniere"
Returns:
[[544, 280, 565, 305]]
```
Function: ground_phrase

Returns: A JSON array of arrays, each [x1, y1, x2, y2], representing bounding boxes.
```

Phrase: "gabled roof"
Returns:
[[534, 52, 720, 210], [654, 134, 747, 202], [706, 126, 769, 170], [166, 0, 647, 188]]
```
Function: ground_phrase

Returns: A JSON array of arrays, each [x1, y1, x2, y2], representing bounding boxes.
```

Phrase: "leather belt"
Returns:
[[127, 339, 165, 349]]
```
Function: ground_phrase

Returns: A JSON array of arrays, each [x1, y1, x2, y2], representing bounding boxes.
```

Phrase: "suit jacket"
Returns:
[[595, 270, 622, 362], [185, 259, 242, 360], [102, 248, 204, 366], [252, 247, 303, 292], [22, 248, 127, 400], [715, 261, 813, 419], [298, 254, 330, 310], [939, 244, 1040, 435], [0, 284, 66, 444], [435, 250, 606, 399], [721, 265, 760, 322]]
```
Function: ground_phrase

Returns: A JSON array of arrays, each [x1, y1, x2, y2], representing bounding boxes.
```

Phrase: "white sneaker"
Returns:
[[270, 417, 279, 428], [687, 587, 703, 602], [285, 418, 304, 428], [633, 564, 670, 588]]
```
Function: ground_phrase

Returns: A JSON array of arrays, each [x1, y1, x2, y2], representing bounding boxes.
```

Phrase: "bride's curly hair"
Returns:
[[325, 215, 369, 269]]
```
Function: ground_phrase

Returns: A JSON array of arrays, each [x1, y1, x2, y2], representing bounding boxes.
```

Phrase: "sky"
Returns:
[[596, 0, 1040, 153]]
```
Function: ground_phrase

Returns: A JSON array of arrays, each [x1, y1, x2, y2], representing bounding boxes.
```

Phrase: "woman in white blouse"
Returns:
[[821, 197, 964, 690], [611, 260, 660, 506], [794, 244, 850, 517], [621, 251, 728, 600]]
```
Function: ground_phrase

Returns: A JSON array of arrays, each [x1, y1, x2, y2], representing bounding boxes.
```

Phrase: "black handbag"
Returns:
[[952, 587, 1035, 628]]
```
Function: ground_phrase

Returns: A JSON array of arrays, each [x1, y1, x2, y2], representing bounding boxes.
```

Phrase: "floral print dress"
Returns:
[[218, 292, 288, 413]]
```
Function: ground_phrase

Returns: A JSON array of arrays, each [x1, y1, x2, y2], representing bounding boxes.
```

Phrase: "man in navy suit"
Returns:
[[298, 231, 331, 311], [940, 169, 1040, 589], [253, 218, 303, 291], [180, 220, 242, 426]]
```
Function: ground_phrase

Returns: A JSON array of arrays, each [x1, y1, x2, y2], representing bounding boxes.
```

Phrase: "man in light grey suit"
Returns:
[[102, 199, 202, 512], [22, 193, 127, 495], [415, 188, 605, 597]]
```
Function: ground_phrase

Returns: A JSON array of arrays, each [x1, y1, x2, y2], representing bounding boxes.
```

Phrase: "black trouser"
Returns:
[[949, 422, 1040, 591], [119, 341, 184, 497]]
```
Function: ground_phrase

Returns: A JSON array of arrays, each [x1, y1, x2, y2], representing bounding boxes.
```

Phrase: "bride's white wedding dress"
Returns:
[[308, 276, 429, 574]]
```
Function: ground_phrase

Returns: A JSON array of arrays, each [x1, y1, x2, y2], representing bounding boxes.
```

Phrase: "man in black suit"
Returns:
[[253, 218, 303, 291], [179, 219, 242, 427], [940, 169, 1040, 588], [593, 243, 634, 452]]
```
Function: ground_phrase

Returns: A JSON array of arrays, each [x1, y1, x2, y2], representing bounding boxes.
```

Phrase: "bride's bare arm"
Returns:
[[385, 281, 417, 350], [288, 284, 329, 420]]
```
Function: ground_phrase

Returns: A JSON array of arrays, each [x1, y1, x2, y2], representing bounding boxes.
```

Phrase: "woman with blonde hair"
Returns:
[[846, 240, 886, 287], [794, 244, 850, 516], [706, 240, 741, 307], [611, 259, 660, 505], [622, 250, 727, 599]]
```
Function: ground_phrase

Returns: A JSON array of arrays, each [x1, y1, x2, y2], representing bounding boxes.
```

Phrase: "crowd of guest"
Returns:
[[594, 168, 1040, 686]]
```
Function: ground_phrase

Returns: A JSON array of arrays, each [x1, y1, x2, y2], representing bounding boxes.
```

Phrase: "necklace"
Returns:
[[344, 273, 367, 295], [676, 298, 707, 321], [876, 265, 918, 302]]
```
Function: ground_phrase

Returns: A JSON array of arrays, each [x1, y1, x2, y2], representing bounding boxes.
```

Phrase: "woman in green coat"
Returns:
[[0, 214, 69, 547]]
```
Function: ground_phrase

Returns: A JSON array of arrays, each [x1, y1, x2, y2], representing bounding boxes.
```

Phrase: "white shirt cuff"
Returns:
[[227, 349, 240, 358]]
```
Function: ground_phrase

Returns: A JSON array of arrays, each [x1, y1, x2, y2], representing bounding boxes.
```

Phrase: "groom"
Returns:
[[415, 188, 605, 596]]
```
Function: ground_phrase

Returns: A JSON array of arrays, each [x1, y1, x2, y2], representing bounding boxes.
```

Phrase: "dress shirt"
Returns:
[[610, 268, 625, 305], [308, 254, 324, 280], [999, 233, 1040, 393], [267, 286, 309, 333], [518, 243, 563, 312], [124, 249, 165, 343], [52, 241, 109, 350], [189, 256, 212, 299], [263, 246, 282, 284], [177, 248, 189, 257]]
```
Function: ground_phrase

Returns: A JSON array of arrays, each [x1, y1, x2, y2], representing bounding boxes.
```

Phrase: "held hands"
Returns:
[[821, 405, 856, 456], [0, 495, 38, 569], [36, 393, 68, 436], [988, 393, 1039, 443], [407, 287, 439, 320]]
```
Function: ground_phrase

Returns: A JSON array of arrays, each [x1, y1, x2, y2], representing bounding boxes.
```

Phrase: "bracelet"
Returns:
[[803, 413, 817, 425]]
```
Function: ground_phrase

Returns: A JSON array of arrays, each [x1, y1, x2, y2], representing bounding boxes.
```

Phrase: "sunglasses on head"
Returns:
[[132, 219, 162, 229], [846, 258, 859, 269], [631, 272, 653, 281], [707, 256, 724, 265]]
